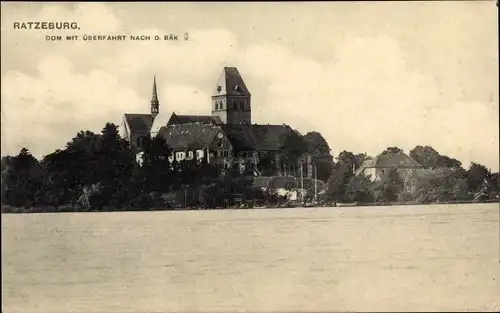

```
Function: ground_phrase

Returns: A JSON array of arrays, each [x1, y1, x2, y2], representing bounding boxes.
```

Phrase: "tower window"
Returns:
[[240, 101, 244, 111], [215, 101, 219, 110], [220, 101, 224, 110]]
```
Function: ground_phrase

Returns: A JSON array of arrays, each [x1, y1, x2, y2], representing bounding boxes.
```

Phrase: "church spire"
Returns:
[[151, 75, 159, 119]]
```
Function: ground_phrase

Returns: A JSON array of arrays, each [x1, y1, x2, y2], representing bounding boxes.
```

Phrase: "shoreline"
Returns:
[[2, 199, 498, 214]]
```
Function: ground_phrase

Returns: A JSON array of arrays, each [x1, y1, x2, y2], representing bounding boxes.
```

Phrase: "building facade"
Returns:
[[121, 67, 314, 178], [354, 150, 423, 182]]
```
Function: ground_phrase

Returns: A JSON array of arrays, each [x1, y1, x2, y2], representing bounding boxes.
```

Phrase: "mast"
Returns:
[[314, 163, 317, 204], [300, 160, 304, 205]]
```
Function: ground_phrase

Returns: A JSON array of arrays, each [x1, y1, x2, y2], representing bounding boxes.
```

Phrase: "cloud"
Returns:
[[1, 4, 498, 171], [162, 85, 211, 116], [1, 55, 145, 158]]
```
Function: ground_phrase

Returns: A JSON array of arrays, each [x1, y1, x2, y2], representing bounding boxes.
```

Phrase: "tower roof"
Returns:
[[157, 123, 224, 150], [152, 75, 159, 103], [212, 67, 251, 97]]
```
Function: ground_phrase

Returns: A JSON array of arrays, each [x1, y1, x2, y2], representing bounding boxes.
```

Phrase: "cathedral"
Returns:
[[120, 67, 314, 178]]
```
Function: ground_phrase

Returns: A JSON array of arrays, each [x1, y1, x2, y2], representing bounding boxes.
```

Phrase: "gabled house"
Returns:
[[120, 114, 153, 151], [355, 150, 423, 182]]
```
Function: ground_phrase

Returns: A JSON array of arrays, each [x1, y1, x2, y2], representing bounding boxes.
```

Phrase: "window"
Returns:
[[220, 101, 224, 110], [223, 150, 229, 157], [240, 101, 244, 111], [188, 151, 194, 160], [215, 101, 219, 110], [232, 100, 236, 110]]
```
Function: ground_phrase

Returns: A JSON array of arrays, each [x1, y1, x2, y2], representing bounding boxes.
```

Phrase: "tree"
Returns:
[[303, 131, 334, 181], [140, 135, 173, 192], [409, 145, 462, 169], [382, 147, 404, 155], [257, 152, 276, 176], [401, 168, 468, 203], [95, 123, 136, 207], [280, 130, 309, 174], [336, 150, 369, 171], [64, 130, 101, 188], [467, 162, 491, 193], [36, 123, 136, 210], [345, 174, 375, 203], [325, 162, 351, 202], [303, 131, 331, 155], [40, 149, 79, 207], [324, 151, 371, 202], [1, 156, 14, 203], [2, 148, 43, 207], [486, 172, 500, 195], [372, 167, 404, 203]]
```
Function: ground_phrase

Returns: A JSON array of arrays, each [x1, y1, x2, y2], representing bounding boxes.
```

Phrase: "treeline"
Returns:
[[0, 123, 333, 213], [1, 124, 243, 212], [322, 147, 499, 204], [1, 122, 498, 213]]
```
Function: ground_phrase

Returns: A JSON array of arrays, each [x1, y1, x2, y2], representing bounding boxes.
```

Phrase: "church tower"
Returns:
[[151, 75, 160, 119], [211, 67, 251, 124]]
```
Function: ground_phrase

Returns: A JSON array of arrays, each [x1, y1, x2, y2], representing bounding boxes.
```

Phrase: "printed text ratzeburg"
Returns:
[[13, 22, 80, 30]]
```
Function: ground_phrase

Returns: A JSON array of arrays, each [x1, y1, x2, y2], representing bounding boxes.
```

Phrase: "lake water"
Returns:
[[2, 204, 499, 312]]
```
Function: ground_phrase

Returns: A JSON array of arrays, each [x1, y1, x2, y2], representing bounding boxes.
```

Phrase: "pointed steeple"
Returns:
[[151, 75, 160, 119]]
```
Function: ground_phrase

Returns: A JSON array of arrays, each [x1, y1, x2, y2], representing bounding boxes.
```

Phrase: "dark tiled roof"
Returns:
[[213, 67, 251, 97], [220, 124, 293, 151], [157, 123, 223, 150], [355, 151, 422, 175], [168, 113, 222, 126], [124, 114, 153, 134], [374, 152, 422, 168]]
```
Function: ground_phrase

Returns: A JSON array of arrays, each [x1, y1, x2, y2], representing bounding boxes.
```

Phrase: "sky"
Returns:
[[1, 2, 498, 171]]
